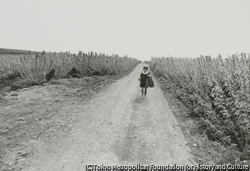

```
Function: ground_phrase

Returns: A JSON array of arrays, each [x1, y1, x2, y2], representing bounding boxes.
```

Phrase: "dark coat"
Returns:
[[140, 72, 150, 87], [145, 75, 154, 88]]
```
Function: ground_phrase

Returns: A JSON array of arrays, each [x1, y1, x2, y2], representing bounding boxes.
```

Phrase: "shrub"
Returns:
[[0, 51, 140, 91], [150, 53, 250, 161]]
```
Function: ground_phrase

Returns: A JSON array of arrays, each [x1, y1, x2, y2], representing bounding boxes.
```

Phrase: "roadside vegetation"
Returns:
[[150, 53, 250, 164], [0, 51, 140, 92]]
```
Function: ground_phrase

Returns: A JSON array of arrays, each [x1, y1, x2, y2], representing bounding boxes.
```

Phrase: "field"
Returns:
[[0, 51, 140, 92], [0, 48, 37, 55], [150, 53, 250, 162]]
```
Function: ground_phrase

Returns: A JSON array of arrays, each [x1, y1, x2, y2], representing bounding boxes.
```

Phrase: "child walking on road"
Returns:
[[138, 66, 150, 96]]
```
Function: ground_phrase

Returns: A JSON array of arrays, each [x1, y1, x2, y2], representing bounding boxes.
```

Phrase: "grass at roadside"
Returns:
[[155, 76, 250, 165], [0, 51, 140, 95]]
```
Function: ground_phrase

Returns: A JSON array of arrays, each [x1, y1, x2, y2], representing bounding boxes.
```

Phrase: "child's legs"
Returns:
[[141, 87, 145, 95], [145, 88, 147, 95]]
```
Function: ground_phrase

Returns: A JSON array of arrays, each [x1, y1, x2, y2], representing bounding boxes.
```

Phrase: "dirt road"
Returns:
[[1, 63, 193, 170]]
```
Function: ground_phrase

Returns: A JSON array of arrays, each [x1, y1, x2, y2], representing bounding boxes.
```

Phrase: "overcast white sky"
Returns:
[[0, 0, 249, 61]]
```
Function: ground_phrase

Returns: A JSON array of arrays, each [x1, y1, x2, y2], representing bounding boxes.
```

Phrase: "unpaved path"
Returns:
[[2, 63, 193, 170]]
